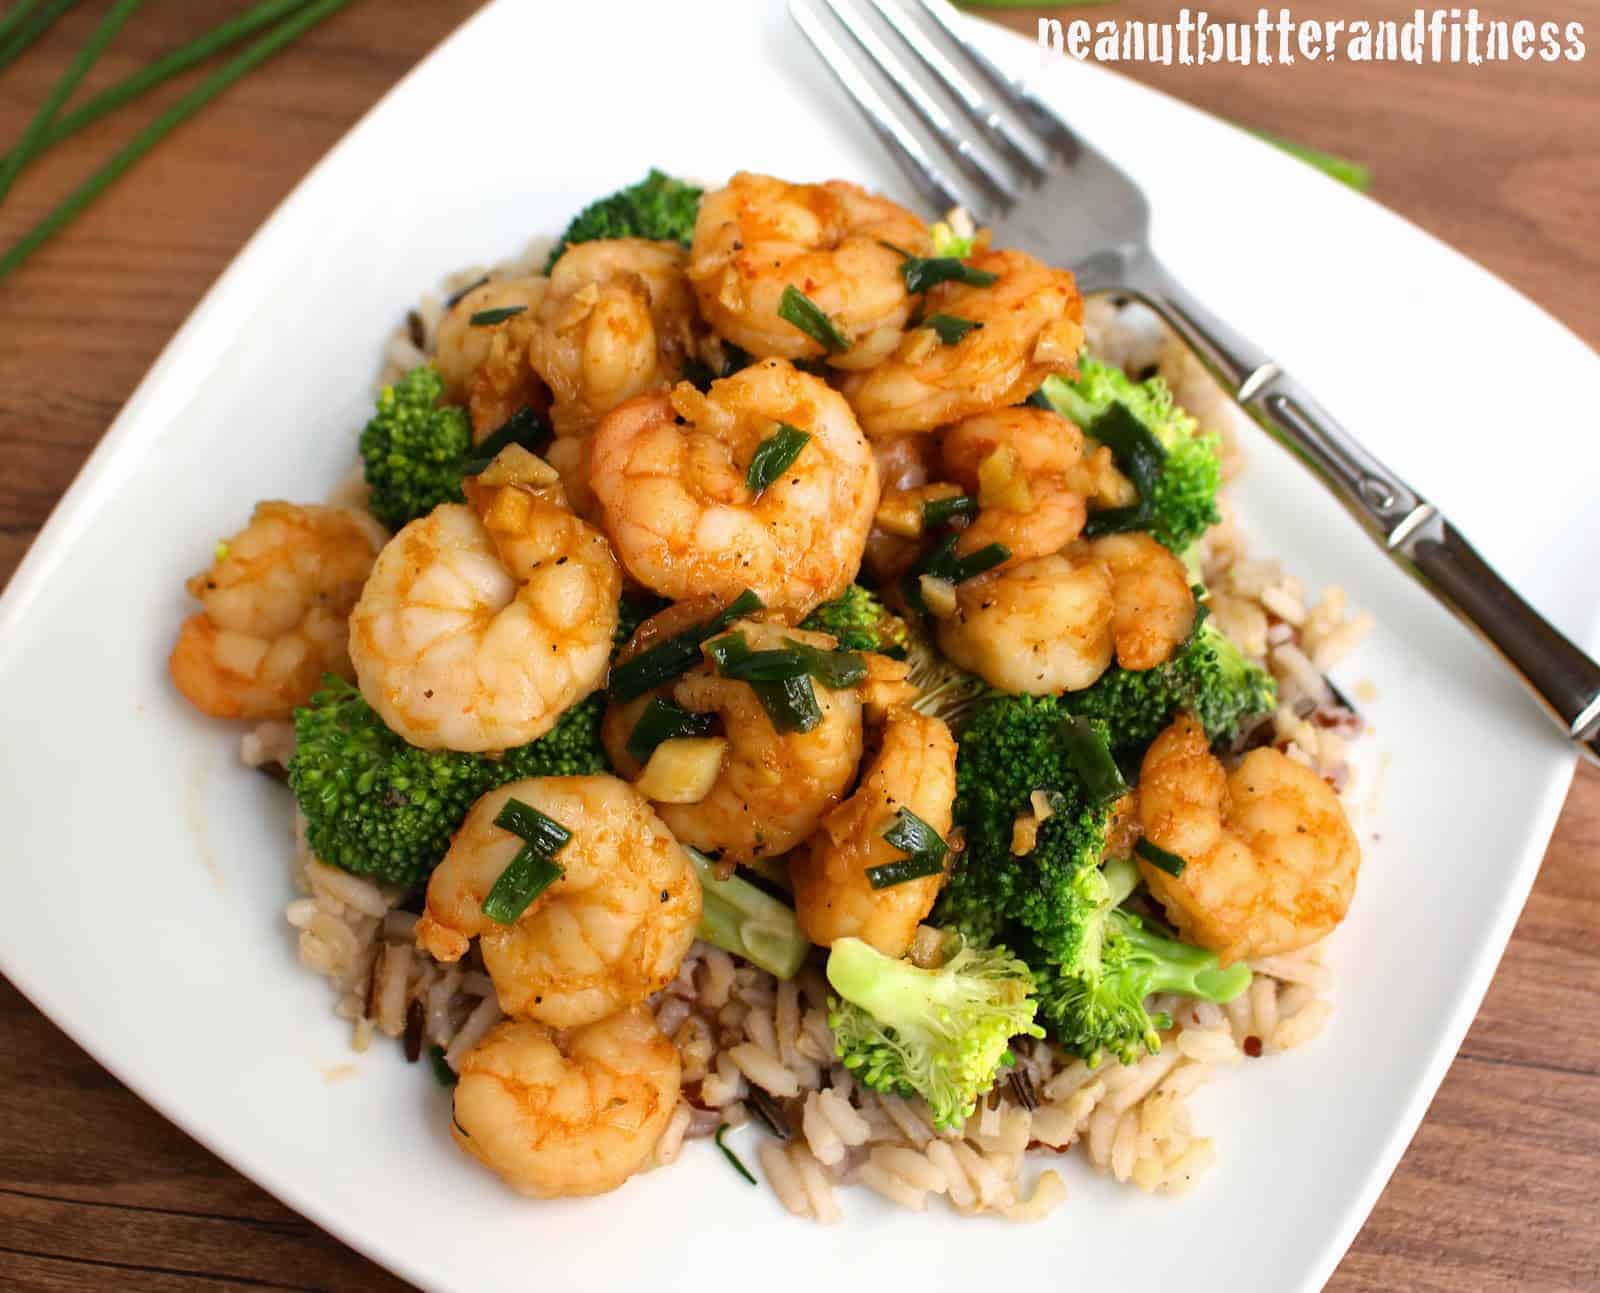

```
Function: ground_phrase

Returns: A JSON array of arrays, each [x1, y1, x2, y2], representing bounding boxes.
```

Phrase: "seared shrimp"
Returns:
[[1090, 532, 1195, 670], [434, 277, 551, 434], [1137, 713, 1360, 964], [649, 619, 864, 861], [940, 406, 1087, 566], [349, 455, 620, 751], [531, 238, 699, 437], [451, 1008, 680, 1198], [170, 502, 383, 720], [790, 709, 957, 956], [416, 777, 700, 1026], [842, 249, 1084, 436], [588, 358, 878, 614], [937, 551, 1114, 695], [688, 172, 928, 370], [865, 432, 941, 580]]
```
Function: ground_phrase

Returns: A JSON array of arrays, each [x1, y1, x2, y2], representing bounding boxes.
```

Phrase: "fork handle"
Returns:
[[1125, 255, 1600, 768]]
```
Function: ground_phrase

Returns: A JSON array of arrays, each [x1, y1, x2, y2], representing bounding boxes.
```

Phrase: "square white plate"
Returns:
[[1, 3, 1596, 1290]]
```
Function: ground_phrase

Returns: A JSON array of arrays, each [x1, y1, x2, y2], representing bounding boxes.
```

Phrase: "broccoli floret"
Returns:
[[801, 584, 910, 655], [546, 170, 703, 272], [935, 694, 1113, 960], [686, 847, 809, 980], [1041, 357, 1222, 553], [1032, 859, 1250, 1065], [288, 678, 605, 893], [1064, 617, 1276, 760], [358, 366, 472, 531], [827, 932, 1043, 1130]]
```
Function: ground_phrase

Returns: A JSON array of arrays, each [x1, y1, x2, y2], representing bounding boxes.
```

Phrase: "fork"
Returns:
[[790, 0, 1600, 768]]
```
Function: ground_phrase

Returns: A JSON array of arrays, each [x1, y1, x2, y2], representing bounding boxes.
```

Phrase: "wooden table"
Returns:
[[0, 2, 1594, 1288]]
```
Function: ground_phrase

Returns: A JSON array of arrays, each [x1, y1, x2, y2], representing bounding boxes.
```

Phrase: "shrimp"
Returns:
[[936, 551, 1113, 695], [587, 358, 878, 614], [169, 502, 383, 720], [649, 619, 864, 862], [864, 432, 941, 580], [348, 454, 620, 751], [790, 709, 957, 957], [416, 777, 700, 1027], [1090, 532, 1195, 670], [531, 238, 700, 438], [1137, 713, 1361, 964], [434, 276, 552, 434], [688, 172, 929, 370], [451, 1007, 680, 1198], [841, 248, 1084, 437], [939, 406, 1087, 566]]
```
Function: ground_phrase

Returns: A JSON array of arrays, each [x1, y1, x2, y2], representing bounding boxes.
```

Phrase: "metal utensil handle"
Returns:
[[1126, 254, 1600, 768]]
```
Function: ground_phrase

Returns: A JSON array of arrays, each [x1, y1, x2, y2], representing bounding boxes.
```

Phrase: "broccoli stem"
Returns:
[[1120, 917, 1252, 1002], [1103, 855, 1140, 906], [687, 848, 809, 980]]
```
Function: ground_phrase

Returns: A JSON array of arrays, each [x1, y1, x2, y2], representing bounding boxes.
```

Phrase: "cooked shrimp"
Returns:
[[1137, 713, 1360, 964], [416, 777, 700, 1026], [170, 502, 383, 720], [587, 358, 878, 614], [865, 432, 941, 580], [842, 249, 1084, 436], [790, 708, 957, 956], [688, 172, 928, 370], [940, 406, 1087, 566], [348, 456, 620, 751], [531, 238, 699, 437], [451, 1007, 680, 1198], [1090, 532, 1195, 670], [936, 551, 1113, 695], [648, 619, 864, 861], [434, 277, 552, 434]]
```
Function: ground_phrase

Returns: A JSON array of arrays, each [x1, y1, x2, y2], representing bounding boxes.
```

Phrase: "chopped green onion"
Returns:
[[924, 313, 982, 345], [782, 639, 867, 689], [626, 696, 715, 764], [481, 847, 564, 924], [428, 1046, 458, 1088], [460, 405, 549, 474], [1080, 402, 1166, 538], [866, 854, 946, 889], [879, 806, 949, 870], [469, 305, 527, 326], [446, 274, 490, 309], [1023, 388, 1054, 410], [1248, 128, 1372, 192], [921, 494, 977, 528], [1135, 838, 1188, 878], [608, 589, 764, 701], [1057, 715, 1128, 808], [896, 255, 998, 294], [0, 0, 74, 76], [777, 285, 849, 353], [706, 632, 809, 683], [715, 1124, 757, 1185], [492, 798, 572, 855], [745, 423, 811, 495], [901, 533, 1011, 615], [751, 675, 822, 733]]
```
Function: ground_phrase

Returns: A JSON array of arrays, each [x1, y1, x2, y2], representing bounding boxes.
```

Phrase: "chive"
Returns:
[[782, 639, 866, 689], [777, 285, 848, 353], [706, 632, 809, 683], [428, 1046, 458, 1088], [460, 405, 548, 474], [0, 0, 143, 205], [922, 494, 978, 528], [0, 0, 46, 47], [0, 0, 350, 285], [469, 305, 527, 326], [924, 313, 982, 345], [745, 423, 811, 495], [896, 256, 998, 294], [880, 807, 949, 869], [1056, 715, 1128, 807], [1080, 402, 1166, 538], [481, 846, 564, 924], [715, 1125, 757, 1185], [1135, 838, 1188, 878], [867, 853, 945, 889], [1248, 128, 1372, 192], [608, 588, 763, 701], [901, 533, 1011, 615], [0, 0, 74, 76], [954, 543, 1010, 579], [446, 274, 490, 309], [625, 696, 714, 764], [492, 798, 572, 856], [751, 675, 821, 733]]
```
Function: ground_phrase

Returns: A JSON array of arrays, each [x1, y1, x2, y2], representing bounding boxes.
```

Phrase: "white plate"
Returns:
[[1, 3, 1595, 1290]]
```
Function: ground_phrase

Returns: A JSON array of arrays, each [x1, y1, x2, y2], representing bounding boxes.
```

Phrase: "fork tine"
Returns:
[[821, 0, 1018, 213], [789, 0, 984, 218], [874, 0, 1054, 176], [903, 0, 1081, 158]]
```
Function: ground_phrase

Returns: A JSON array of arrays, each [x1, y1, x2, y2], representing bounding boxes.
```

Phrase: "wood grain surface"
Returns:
[[0, 2, 1595, 1289]]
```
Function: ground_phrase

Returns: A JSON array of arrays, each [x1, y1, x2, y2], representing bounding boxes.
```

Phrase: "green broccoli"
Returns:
[[800, 583, 910, 655], [827, 931, 1043, 1130], [686, 847, 809, 980], [935, 695, 1114, 959], [1041, 357, 1223, 553], [1031, 858, 1251, 1065], [358, 366, 472, 531], [1064, 617, 1276, 760], [546, 170, 703, 272], [288, 678, 606, 893]]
